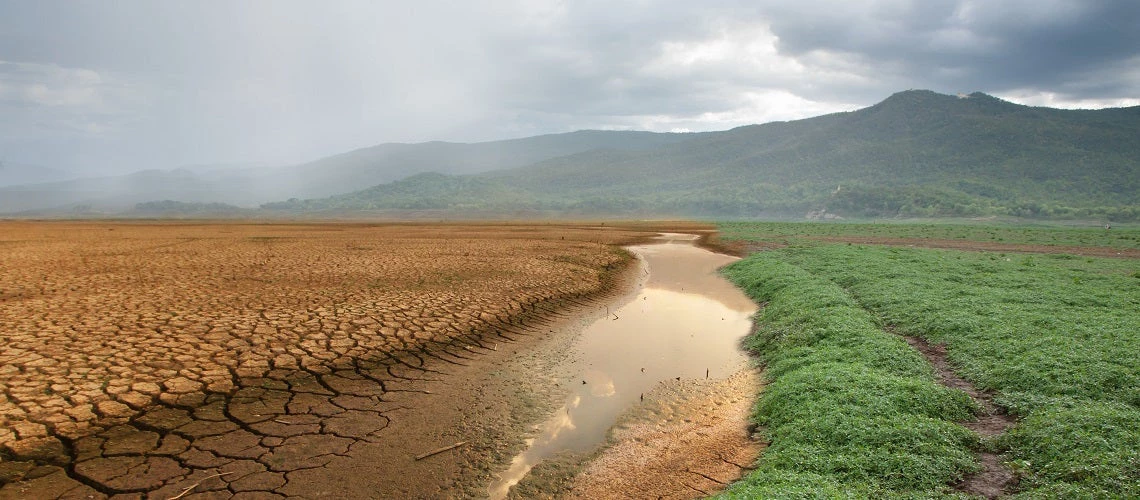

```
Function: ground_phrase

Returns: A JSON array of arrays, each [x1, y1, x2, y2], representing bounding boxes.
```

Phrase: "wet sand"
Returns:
[[490, 233, 759, 498]]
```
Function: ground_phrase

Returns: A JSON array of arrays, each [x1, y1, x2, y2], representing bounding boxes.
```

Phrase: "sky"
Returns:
[[1, 0, 1138, 175]]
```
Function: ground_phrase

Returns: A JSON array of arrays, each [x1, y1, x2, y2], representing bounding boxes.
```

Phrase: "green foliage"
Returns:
[[772, 245, 1140, 407], [262, 173, 537, 211], [1000, 402, 1140, 498], [718, 256, 979, 497], [718, 469, 863, 499], [718, 220, 1140, 250], [719, 227, 1140, 496]]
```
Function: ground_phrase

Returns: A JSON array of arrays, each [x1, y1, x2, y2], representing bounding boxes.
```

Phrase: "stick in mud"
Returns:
[[167, 472, 234, 500], [415, 441, 468, 461]]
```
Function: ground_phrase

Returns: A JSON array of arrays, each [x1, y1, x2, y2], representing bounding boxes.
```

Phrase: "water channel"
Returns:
[[488, 233, 757, 497]]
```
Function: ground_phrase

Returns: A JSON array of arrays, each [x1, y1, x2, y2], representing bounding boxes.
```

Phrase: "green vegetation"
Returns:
[[263, 90, 1140, 220], [718, 221, 1140, 250], [718, 224, 1140, 497], [717, 254, 979, 497], [260, 173, 538, 211]]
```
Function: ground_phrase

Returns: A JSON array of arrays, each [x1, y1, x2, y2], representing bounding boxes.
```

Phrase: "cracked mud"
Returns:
[[0, 221, 672, 499]]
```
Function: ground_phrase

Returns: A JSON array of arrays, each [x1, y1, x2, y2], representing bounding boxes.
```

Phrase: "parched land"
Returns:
[[0, 221, 693, 498]]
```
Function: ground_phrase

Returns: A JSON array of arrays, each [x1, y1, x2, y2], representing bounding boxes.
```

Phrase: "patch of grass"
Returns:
[[999, 401, 1140, 498], [718, 221, 1140, 250], [718, 257, 978, 497], [726, 240, 1140, 496]]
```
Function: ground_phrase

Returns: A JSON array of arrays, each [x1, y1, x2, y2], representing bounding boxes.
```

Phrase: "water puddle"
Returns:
[[488, 233, 756, 498]]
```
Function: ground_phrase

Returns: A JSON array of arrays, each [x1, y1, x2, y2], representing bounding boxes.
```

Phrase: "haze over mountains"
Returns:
[[0, 162, 79, 188], [0, 131, 693, 214], [4, 90, 1138, 220]]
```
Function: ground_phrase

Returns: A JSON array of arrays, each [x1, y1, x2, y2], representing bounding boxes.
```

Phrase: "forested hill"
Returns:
[[265, 90, 1140, 220]]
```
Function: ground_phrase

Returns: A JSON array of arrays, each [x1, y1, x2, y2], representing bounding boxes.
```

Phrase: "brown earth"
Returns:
[[0, 220, 716, 499], [900, 335, 1017, 499]]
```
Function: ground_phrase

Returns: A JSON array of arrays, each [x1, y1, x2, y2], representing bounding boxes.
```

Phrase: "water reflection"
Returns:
[[487, 235, 756, 498]]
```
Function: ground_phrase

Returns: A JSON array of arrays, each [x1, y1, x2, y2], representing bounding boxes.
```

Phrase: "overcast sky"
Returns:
[[1, 0, 1138, 175]]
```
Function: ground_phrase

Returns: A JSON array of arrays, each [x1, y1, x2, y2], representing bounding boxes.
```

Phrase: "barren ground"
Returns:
[[0, 220, 724, 499]]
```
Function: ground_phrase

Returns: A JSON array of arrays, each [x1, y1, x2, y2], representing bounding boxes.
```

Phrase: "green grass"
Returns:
[[717, 256, 979, 498], [718, 221, 1140, 250], [717, 228, 1140, 498]]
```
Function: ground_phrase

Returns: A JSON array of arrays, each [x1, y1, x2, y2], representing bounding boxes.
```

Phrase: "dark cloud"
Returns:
[[0, 0, 1135, 175], [759, 0, 1140, 99]]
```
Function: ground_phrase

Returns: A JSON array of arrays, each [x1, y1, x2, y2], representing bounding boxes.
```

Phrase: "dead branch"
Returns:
[[415, 441, 468, 460], [167, 472, 234, 500]]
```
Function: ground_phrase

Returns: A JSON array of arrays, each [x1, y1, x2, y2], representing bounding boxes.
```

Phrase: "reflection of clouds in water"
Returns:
[[491, 239, 756, 498], [539, 395, 580, 444], [488, 395, 583, 499], [584, 369, 616, 397]]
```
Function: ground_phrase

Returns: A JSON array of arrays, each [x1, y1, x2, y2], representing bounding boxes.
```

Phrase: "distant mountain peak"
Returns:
[[877, 89, 972, 105], [864, 89, 1028, 120]]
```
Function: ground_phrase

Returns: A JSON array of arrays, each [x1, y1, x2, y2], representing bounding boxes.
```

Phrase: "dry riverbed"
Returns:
[[495, 234, 762, 498], [0, 221, 758, 499]]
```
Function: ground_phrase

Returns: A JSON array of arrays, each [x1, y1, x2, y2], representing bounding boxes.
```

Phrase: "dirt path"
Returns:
[[900, 335, 1017, 498]]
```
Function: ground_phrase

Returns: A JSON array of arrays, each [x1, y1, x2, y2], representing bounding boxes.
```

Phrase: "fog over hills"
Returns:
[[266, 90, 1140, 220], [0, 130, 693, 214], [0, 161, 79, 188]]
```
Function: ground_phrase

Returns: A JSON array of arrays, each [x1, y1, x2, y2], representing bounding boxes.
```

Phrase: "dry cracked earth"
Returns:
[[0, 221, 675, 499]]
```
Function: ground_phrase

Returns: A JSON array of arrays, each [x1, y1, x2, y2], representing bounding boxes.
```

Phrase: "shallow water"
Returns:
[[488, 233, 756, 498]]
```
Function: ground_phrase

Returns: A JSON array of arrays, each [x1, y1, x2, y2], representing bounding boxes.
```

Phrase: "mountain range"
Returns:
[[4, 90, 1138, 220], [0, 131, 692, 214]]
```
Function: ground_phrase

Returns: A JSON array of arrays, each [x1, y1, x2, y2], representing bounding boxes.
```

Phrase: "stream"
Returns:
[[488, 233, 757, 498]]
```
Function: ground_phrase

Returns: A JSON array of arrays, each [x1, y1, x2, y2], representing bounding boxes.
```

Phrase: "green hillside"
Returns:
[[262, 172, 537, 211], [264, 91, 1140, 220], [268, 129, 702, 200]]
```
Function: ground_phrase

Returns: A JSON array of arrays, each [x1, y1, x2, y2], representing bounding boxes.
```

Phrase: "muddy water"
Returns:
[[488, 233, 756, 498]]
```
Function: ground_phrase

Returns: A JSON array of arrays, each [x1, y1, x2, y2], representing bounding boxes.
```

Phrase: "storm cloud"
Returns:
[[0, 0, 1136, 175]]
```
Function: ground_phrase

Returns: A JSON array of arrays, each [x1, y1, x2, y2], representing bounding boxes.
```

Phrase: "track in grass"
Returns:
[[718, 222, 1139, 497]]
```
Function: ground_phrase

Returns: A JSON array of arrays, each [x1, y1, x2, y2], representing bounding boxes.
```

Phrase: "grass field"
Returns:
[[717, 222, 1140, 498], [718, 220, 1140, 250]]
